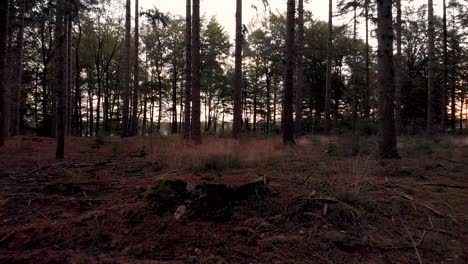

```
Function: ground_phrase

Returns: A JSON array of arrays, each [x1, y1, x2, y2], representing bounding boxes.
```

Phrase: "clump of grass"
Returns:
[[322, 155, 376, 205], [147, 136, 283, 173]]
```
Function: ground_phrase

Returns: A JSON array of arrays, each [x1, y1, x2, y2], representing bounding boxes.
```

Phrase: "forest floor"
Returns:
[[0, 134, 467, 264]]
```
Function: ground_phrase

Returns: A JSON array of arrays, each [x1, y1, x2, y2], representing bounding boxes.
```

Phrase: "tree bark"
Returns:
[[426, 0, 435, 135], [441, 0, 448, 131], [10, 0, 25, 136], [55, 0, 66, 159], [184, 0, 192, 139], [324, 0, 333, 133], [295, 0, 304, 135], [377, 0, 399, 159], [351, 3, 358, 138], [0, 0, 9, 146], [121, 0, 131, 137], [131, 0, 139, 136], [191, 0, 202, 144], [450, 15, 456, 132], [363, 0, 370, 120], [283, 0, 295, 144], [233, 0, 243, 139], [395, 0, 402, 135]]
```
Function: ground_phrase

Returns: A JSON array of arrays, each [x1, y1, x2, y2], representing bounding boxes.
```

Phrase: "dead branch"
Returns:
[[401, 218, 423, 264], [439, 157, 468, 166], [422, 183, 468, 189]]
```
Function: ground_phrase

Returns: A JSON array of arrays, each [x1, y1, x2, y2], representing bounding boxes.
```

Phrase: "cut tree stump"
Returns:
[[143, 175, 268, 221]]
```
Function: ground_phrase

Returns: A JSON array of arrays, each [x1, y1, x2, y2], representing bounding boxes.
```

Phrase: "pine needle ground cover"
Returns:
[[0, 135, 466, 263]]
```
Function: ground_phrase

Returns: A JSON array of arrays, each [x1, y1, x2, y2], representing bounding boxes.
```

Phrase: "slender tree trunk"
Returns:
[[88, 83, 93, 136], [171, 58, 178, 134], [10, 0, 25, 136], [131, 0, 139, 136], [266, 68, 272, 132], [450, 16, 456, 132], [184, 0, 192, 139], [191, 0, 202, 144], [121, 0, 131, 137], [283, 0, 295, 144], [0, 0, 8, 146], [441, 0, 448, 130], [55, 0, 66, 159], [395, 0, 402, 135], [460, 86, 465, 132], [273, 78, 277, 126], [351, 4, 358, 138], [426, 0, 435, 135], [324, 0, 333, 133], [63, 10, 69, 138], [103, 73, 110, 134], [295, 0, 304, 135], [142, 55, 148, 136], [363, 0, 370, 120], [377, 0, 399, 159], [67, 14, 73, 136], [233, 0, 243, 138], [157, 82, 162, 134], [74, 24, 81, 136], [96, 77, 102, 135]]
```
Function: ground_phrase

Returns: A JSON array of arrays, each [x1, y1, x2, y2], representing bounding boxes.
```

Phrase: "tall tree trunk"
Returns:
[[283, 0, 295, 144], [121, 0, 131, 137], [88, 83, 93, 136], [450, 16, 456, 132], [157, 82, 162, 134], [171, 48, 178, 134], [351, 3, 358, 138], [184, 0, 192, 139], [426, 0, 435, 135], [142, 55, 148, 136], [55, 0, 66, 159], [63, 9, 69, 138], [233, 0, 243, 138], [10, 0, 25, 136], [103, 72, 110, 134], [295, 0, 304, 135], [131, 0, 139, 136], [324, 0, 333, 133], [460, 86, 465, 132], [73, 23, 82, 136], [0, 0, 9, 146], [377, 0, 399, 159], [67, 14, 73, 136], [96, 77, 101, 135], [191, 0, 202, 144], [441, 0, 448, 130], [363, 0, 370, 120], [395, 0, 402, 135]]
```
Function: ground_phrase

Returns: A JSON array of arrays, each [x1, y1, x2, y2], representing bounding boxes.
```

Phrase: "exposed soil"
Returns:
[[0, 135, 466, 263]]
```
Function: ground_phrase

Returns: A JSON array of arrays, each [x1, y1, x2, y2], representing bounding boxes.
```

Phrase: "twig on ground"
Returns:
[[439, 157, 468, 166], [422, 183, 468, 189], [401, 217, 423, 264]]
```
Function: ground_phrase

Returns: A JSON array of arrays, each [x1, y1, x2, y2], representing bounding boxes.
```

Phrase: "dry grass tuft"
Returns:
[[323, 154, 377, 204], [145, 136, 284, 172]]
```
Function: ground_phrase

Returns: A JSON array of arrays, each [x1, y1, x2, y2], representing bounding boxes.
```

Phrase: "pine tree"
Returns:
[[283, 0, 295, 144], [0, 0, 9, 146], [191, 0, 202, 144], [377, 0, 399, 159], [233, 0, 243, 139]]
